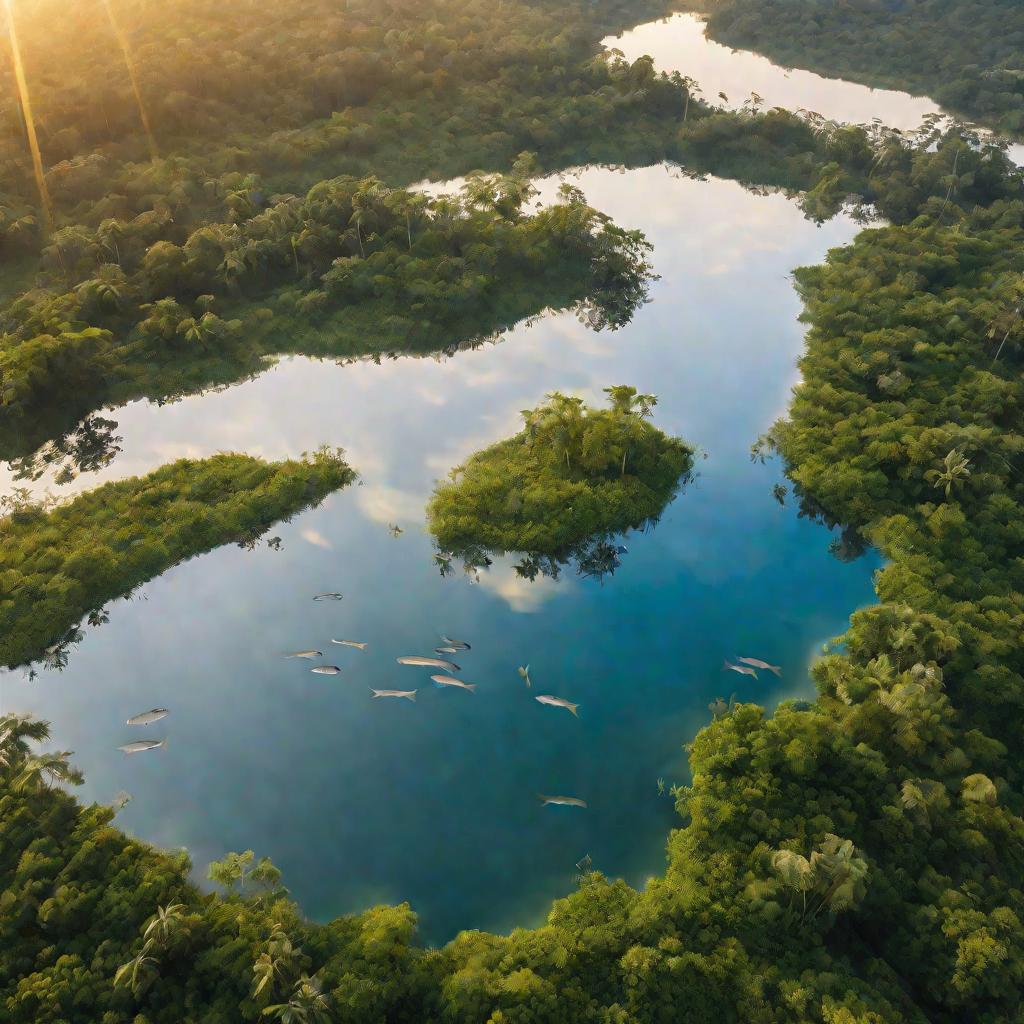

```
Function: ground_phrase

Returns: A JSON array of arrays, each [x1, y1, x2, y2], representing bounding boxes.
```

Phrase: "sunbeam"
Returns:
[[101, 0, 159, 161], [3, 0, 53, 233]]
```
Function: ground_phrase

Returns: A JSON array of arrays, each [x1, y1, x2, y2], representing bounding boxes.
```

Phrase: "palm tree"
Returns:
[[252, 925, 305, 1003], [603, 386, 657, 475], [539, 393, 585, 471], [771, 834, 867, 924], [77, 273, 127, 313], [927, 448, 971, 499], [97, 218, 126, 264], [384, 189, 427, 251], [0, 713, 50, 771], [677, 74, 701, 122], [349, 180, 387, 258], [143, 903, 186, 946], [114, 942, 160, 997], [603, 384, 657, 419], [12, 751, 84, 792], [263, 974, 331, 1024]]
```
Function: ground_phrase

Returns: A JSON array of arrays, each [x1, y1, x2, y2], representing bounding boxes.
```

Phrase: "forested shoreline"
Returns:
[[680, 0, 1024, 138], [2, 0, 1024, 1021], [0, 170, 657, 457], [0, 448, 353, 669]]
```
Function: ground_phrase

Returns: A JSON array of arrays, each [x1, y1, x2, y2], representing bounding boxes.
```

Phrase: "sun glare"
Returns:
[[101, 0, 159, 161], [3, 0, 53, 233]]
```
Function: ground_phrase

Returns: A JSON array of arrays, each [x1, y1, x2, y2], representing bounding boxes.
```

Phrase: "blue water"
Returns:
[[0, 166, 881, 944]]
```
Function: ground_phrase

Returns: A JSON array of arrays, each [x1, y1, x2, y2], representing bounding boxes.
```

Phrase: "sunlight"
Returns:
[[3, 0, 52, 232], [101, 0, 159, 161]]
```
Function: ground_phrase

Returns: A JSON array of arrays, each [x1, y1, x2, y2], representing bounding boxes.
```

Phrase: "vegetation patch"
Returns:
[[679, 0, 1024, 138], [0, 170, 655, 459], [428, 386, 694, 579], [0, 448, 353, 668]]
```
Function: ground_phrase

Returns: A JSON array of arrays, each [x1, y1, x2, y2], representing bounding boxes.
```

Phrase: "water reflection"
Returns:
[[0, 166, 882, 944], [609, 13, 1024, 163], [609, 13, 944, 129]]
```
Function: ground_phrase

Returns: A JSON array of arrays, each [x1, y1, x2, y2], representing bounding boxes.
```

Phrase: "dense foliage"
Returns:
[[0, 722, 429, 1023], [682, 0, 1024, 137], [0, 169, 657, 457], [4, 1, 1024, 1022], [7, 0, 1024, 470], [0, 448, 353, 668], [428, 386, 693, 579]]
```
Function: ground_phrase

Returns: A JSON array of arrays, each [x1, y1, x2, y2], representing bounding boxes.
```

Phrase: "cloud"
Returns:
[[476, 563, 568, 613], [300, 528, 332, 550], [357, 484, 425, 525]]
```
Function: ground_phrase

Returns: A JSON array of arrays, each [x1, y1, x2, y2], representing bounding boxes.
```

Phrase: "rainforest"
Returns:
[[1, 1, 1023, 1022]]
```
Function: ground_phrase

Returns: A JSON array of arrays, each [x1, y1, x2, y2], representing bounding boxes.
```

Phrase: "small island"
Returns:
[[428, 387, 694, 579], [0, 448, 354, 669]]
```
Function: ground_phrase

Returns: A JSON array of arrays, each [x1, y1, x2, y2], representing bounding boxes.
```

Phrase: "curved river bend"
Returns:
[[0, 20, 931, 945], [608, 13, 1024, 163]]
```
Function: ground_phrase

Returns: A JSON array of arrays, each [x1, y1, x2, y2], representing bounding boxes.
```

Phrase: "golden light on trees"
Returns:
[[3, 0, 53, 233], [101, 0, 159, 161]]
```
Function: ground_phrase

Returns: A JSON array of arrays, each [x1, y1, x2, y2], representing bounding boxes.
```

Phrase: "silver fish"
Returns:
[[431, 674, 477, 692], [397, 656, 460, 671], [435, 646, 460, 655], [440, 635, 471, 650], [313, 593, 343, 601], [738, 657, 781, 677], [332, 640, 368, 650], [118, 739, 166, 754], [371, 689, 417, 702], [723, 660, 758, 678], [536, 694, 579, 717], [311, 665, 342, 675], [287, 650, 322, 659], [518, 665, 532, 688], [126, 708, 169, 727], [539, 794, 587, 808]]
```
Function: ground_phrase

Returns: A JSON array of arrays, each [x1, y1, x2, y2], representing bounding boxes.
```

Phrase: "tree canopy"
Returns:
[[428, 386, 694, 580], [682, 0, 1024, 137], [0, 447, 353, 668]]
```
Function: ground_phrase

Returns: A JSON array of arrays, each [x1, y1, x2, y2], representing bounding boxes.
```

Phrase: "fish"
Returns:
[[535, 694, 579, 717], [311, 665, 342, 675], [440, 635, 471, 650], [371, 689, 417, 702], [118, 739, 166, 754], [435, 646, 460, 655], [539, 794, 587, 808], [738, 657, 782, 677], [126, 708, 169, 726], [518, 665, 532, 688], [287, 650, 322, 659], [312, 593, 343, 601], [397, 656, 460, 671], [723, 659, 758, 679], [332, 640, 368, 650], [431, 674, 477, 692]]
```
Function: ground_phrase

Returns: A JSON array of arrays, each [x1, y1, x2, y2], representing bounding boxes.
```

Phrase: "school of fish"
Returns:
[[113, 584, 782, 825]]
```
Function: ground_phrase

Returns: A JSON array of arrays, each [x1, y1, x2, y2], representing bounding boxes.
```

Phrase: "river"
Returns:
[[608, 13, 1024, 163], [0, 14, 950, 945]]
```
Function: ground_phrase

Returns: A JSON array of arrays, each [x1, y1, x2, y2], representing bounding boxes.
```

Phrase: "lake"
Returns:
[[0, 20, 913, 946]]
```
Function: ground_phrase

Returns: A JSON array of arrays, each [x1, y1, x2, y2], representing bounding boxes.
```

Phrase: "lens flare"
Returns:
[[3, 0, 53, 232], [101, 0, 159, 161]]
